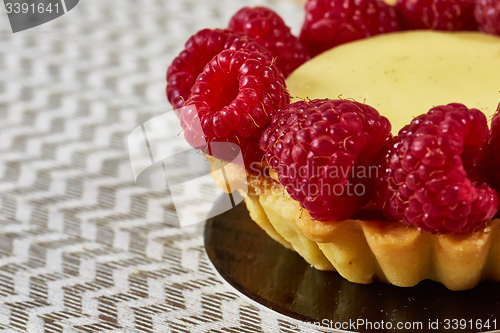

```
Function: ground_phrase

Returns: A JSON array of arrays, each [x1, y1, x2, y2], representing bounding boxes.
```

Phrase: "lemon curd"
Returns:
[[286, 31, 500, 134]]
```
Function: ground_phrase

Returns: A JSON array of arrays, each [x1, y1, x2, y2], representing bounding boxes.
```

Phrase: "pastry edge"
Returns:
[[211, 164, 500, 290]]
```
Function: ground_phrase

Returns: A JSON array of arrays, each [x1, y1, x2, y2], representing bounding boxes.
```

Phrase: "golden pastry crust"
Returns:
[[210, 159, 296, 250], [244, 174, 500, 290]]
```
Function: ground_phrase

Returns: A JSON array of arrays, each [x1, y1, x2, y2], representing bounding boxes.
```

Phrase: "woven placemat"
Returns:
[[0, 0, 334, 332]]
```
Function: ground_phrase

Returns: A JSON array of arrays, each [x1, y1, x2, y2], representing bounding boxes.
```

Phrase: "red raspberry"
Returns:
[[166, 29, 272, 110], [228, 6, 310, 77], [475, 0, 500, 35], [181, 49, 289, 165], [478, 103, 500, 192], [376, 103, 498, 234], [395, 0, 477, 30], [299, 0, 400, 57], [492, 103, 500, 133], [260, 99, 391, 222]]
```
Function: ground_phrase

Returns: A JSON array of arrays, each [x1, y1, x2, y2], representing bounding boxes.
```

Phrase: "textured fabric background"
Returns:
[[0, 0, 330, 332]]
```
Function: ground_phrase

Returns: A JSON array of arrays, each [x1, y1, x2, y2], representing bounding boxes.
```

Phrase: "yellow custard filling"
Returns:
[[286, 31, 500, 134]]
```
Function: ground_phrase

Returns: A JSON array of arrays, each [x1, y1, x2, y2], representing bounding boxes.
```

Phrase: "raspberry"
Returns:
[[181, 49, 289, 165], [228, 6, 310, 77], [478, 103, 500, 192], [260, 99, 391, 222], [375, 103, 498, 234], [299, 0, 400, 57], [475, 0, 500, 35], [166, 29, 272, 110], [395, 0, 477, 30]]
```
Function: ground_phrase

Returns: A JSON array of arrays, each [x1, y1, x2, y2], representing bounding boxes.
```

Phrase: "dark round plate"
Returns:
[[204, 197, 500, 333]]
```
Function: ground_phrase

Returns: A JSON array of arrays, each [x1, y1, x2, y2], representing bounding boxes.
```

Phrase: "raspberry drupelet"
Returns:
[[260, 99, 392, 222], [376, 103, 498, 234]]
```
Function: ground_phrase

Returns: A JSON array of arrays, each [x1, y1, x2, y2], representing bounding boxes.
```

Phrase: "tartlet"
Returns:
[[169, 3, 500, 291], [234, 30, 500, 291]]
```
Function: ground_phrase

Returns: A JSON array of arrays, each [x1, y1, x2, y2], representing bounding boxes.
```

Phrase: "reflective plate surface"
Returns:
[[204, 199, 500, 332]]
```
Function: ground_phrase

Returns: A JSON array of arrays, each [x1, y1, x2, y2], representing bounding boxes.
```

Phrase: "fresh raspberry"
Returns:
[[475, 0, 500, 35], [166, 29, 272, 110], [395, 0, 478, 30], [181, 49, 289, 165], [228, 6, 310, 77], [299, 0, 400, 57], [375, 103, 498, 234], [260, 99, 391, 222]]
